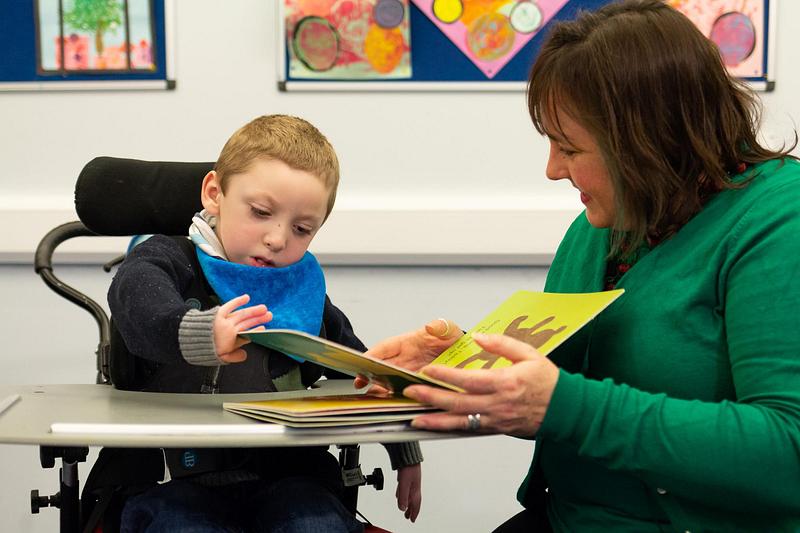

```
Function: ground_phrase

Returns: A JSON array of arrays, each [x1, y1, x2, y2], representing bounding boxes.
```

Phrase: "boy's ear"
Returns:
[[200, 171, 222, 215]]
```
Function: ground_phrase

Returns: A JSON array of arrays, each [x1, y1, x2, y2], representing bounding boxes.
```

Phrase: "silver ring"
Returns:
[[466, 413, 481, 431]]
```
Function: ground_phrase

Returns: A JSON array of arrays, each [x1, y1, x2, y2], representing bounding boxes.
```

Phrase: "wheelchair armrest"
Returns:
[[35, 221, 112, 384], [34, 221, 97, 273]]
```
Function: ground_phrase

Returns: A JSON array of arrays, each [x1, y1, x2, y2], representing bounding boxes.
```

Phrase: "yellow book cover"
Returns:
[[430, 289, 624, 370], [223, 394, 438, 427], [241, 289, 623, 393], [225, 394, 433, 417]]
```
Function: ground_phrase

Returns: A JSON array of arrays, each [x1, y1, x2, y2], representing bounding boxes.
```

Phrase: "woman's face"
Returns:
[[543, 108, 617, 228]]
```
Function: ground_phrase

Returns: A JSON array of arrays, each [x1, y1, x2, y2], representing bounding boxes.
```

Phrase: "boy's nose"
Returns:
[[264, 227, 286, 251]]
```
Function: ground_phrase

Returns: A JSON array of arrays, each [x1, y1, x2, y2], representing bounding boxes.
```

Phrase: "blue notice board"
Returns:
[[279, 0, 774, 91], [0, 0, 174, 91]]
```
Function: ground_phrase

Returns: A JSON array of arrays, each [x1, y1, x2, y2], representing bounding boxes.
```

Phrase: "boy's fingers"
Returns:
[[220, 294, 250, 314], [409, 498, 420, 522], [231, 304, 269, 321], [219, 348, 247, 363], [397, 488, 408, 511], [235, 313, 273, 333]]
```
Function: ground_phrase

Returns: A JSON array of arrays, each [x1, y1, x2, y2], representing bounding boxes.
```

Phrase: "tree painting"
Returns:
[[64, 0, 123, 57]]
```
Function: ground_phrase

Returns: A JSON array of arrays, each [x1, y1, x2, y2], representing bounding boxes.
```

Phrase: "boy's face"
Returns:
[[201, 158, 329, 268]]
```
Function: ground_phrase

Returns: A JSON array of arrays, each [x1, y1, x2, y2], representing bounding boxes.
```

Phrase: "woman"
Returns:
[[359, 1, 800, 531]]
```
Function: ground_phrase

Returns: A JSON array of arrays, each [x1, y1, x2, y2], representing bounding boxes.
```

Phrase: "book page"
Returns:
[[430, 290, 624, 370]]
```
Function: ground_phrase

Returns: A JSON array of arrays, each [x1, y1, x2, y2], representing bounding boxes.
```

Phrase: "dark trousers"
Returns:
[[120, 476, 363, 533]]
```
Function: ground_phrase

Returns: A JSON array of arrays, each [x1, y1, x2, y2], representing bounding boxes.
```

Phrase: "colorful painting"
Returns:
[[285, 0, 412, 79], [37, 0, 155, 73], [668, 0, 767, 78], [409, 0, 569, 79]]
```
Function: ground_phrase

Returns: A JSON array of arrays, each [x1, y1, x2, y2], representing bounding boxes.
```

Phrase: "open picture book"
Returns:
[[224, 289, 624, 427]]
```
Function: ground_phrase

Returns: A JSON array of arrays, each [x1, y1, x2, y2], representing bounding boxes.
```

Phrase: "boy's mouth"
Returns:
[[249, 256, 275, 268]]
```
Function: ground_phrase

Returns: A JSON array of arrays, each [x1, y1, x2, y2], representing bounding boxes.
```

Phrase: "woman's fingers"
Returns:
[[419, 365, 499, 394], [364, 335, 403, 361], [424, 318, 462, 341], [471, 333, 542, 363], [403, 384, 493, 414], [410, 411, 487, 432], [354, 375, 370, 389], [354, 375, 393, 396]]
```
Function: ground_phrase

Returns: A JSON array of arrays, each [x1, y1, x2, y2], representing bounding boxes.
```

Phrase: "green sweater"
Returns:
[[520, 159, 800, 532]]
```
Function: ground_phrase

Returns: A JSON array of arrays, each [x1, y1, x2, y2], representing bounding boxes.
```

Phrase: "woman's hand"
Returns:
[[395, 463, 422, 522], [213, 294, 272, 363], [403, 333, 560, 437], [354, 318, 463, 392]]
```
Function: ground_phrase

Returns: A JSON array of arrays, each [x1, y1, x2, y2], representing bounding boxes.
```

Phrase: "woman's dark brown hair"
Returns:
[[527, 0, 796, 255]]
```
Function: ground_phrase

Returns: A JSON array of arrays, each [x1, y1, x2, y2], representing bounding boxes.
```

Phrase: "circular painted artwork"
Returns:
[[467, 12, 516, 62], [292, 16, 340, 72], [510, 1, 542, 34], [432, 0, 464, 24], [374, 0, 405, 29], [709, 11, 756, 67], [364, 25, 406, 73]]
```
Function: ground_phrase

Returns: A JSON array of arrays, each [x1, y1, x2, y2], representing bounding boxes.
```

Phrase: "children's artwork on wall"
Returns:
[[409, 0, 569, 79], [277, 0, 775, 91], [37, 0, 155, 73], [0, 0, 174, 91], [667, 0, 773, 84], [284, 0, 412, 79]]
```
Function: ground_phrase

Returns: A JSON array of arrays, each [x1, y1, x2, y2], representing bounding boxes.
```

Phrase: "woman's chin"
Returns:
[[584, 210, 613, 228]]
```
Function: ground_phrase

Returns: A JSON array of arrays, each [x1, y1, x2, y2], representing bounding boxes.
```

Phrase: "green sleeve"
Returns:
[[539, 181, 800, 515]]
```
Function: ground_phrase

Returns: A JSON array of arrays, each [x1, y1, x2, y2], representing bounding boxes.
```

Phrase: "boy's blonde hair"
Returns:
[[215, 114, 340, 217]]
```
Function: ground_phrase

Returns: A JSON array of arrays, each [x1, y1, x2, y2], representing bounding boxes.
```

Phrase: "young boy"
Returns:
[[109, 115, 422, 532]]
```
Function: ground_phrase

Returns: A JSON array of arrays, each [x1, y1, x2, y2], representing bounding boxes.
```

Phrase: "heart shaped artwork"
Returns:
[[410, 0, 569, 78]]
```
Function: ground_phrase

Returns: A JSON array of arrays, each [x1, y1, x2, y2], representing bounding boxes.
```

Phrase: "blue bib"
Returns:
[[195, 248, 326, 347]]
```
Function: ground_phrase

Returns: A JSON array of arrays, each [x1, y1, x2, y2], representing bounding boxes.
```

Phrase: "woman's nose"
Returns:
[[545, 143, 568, 182]]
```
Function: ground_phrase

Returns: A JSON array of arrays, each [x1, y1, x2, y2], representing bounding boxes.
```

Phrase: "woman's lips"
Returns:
[[580, 192, 590, 204]]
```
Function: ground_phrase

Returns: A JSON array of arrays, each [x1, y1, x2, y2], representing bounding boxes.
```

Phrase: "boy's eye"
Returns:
[[251, 206, 271, 218], [294, 225, 313, 236]]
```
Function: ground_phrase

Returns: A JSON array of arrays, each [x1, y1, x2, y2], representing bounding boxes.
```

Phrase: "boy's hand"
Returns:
[[213, 294, 272, 363], [396, 464, 422, 522]]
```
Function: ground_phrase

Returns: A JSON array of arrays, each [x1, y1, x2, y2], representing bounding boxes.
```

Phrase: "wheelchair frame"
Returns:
[[33, 221, 384, 533]]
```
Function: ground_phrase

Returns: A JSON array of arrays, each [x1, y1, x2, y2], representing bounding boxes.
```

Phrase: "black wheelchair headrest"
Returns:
[[75, 157, 214, 236]]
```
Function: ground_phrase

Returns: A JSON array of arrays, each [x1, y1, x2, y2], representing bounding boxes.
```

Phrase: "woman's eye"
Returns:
[[559, 147, 577, 157]]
